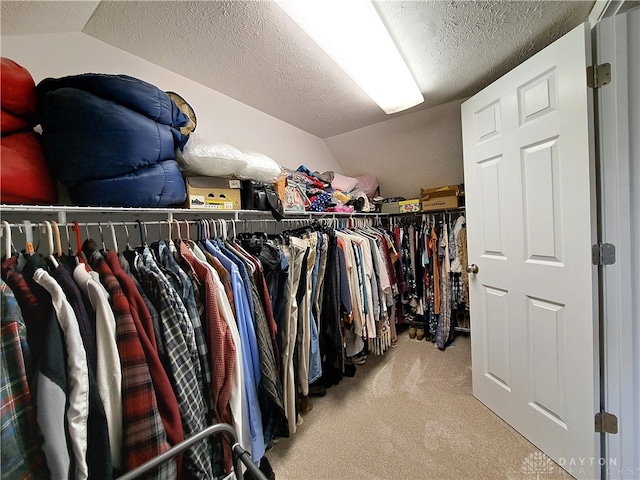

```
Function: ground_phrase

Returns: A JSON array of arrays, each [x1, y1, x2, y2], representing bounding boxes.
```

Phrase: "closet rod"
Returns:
[[0, 204, 386, 223], [1, 216, 383, 231]]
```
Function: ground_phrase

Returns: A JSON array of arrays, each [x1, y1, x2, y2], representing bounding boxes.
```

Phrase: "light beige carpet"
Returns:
[[266, 329, 572, 480]]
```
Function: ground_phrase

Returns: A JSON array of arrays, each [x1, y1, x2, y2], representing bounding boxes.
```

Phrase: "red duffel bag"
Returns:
[[1, 132, 57, 205], [1, 58, 57, 204], [1, 57, 38, 134]]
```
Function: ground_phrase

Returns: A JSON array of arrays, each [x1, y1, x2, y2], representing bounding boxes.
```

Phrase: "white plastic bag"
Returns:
[[176, 134, 248, 177], [236, 151, 282, 183]]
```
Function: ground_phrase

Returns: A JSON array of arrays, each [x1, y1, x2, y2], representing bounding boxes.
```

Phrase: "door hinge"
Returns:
[[592, 243, 616, 265], [587, 63, 612, 88], [595, 411, 618, 434]]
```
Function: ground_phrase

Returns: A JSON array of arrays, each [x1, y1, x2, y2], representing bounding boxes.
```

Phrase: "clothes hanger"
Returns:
[[2, 220, 12, 259], [202, 219, 209, 243], [108, 221, 119, 253], [63, 222, 72, 255], [23, 220, 35, 256], [173, 219, 182, 241], [120, 220, 142, 264], [183, 220, 191, 242], [196, 219, 205, 244], [221, 219, 228, 241], [211, 219, 218, 239], [51, 221, 63, 257], [121, 222, 132, 251], [43, 221, 59, 268], [72, 220, 83, 256], [136, 220, 148, 247], [97, 223, 107, 252], [167, 219, 178, 254], [72, 221, 90, 271]]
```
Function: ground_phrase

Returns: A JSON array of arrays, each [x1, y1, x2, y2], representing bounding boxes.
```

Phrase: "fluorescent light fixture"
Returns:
[[275, 0, 424, 114]]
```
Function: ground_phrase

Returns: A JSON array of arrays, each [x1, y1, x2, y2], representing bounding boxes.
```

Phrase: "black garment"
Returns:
[[1, 254, 52, 369], [50, 264, 113, 480], [51, 264, 97, 373], [319, 231, 344, 386]]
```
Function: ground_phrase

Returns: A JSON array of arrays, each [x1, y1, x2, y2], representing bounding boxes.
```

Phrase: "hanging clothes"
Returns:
[[385, 212, 469, 350], [1, 215, 405, 480]]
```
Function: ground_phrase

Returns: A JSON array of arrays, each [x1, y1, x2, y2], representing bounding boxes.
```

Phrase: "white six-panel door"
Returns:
[[462, 23, 599, 479]]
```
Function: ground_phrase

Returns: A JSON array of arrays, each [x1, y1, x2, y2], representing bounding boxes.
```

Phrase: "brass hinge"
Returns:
[[587, 63, 612, 88], [592, 243, 616, 265], [595, 412, 618, 434]]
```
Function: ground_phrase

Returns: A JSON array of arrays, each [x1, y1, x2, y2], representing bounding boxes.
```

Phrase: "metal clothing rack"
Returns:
[[116, 423, 267, 480]]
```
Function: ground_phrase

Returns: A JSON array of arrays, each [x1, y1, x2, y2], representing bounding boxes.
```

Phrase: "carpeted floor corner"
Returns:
[[266, 329, 572, 480]]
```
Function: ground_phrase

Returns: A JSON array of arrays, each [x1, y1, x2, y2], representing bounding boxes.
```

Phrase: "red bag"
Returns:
[[1, 132, 57, 205], [1, 57, 38, 133]]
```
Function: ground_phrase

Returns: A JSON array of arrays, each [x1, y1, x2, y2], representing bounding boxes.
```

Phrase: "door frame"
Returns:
[[593, 1, 640, 478]]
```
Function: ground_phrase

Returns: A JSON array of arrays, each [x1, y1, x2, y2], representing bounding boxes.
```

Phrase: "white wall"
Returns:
[[324, 98, 465, 199], [1, 32, 343, 175]]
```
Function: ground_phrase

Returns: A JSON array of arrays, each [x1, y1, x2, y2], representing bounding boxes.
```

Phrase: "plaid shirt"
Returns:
[[135, 248, 213, 479], [1, 255, 50, 370], [100, 250, 185, 459], [1, 279, 49, 480], [179, 242, 236, 472], [155, 242, 213, 411], [94, 260, 176, 477]]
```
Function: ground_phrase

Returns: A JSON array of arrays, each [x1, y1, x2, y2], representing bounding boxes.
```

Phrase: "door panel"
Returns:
[[477, 156, 507, 258], [527, 296, 566, 428], [484, 286, 511, 391], [521, 137, 563, 264], [462, 23, 599, 478]]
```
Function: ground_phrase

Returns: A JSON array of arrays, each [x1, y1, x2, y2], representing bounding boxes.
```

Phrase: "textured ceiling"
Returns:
[[1, 1, 594, 138]]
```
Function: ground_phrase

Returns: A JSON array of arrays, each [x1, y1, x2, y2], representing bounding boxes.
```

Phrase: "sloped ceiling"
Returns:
[[2, 1, 594, 139]]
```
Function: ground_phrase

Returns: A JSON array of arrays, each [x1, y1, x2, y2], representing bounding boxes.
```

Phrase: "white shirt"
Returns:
[[73, 263, 123, 470], [33, 268, 90, 480]]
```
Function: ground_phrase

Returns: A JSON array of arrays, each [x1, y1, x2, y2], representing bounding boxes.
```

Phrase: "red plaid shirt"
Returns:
[[91, 258, 176, 476], [103, 251, 185, 455], [179, 242, 236, 471]]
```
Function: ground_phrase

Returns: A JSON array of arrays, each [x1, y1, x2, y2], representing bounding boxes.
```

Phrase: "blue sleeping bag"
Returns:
[[36, 73, 190, 207], [69, 160, 186, 207]]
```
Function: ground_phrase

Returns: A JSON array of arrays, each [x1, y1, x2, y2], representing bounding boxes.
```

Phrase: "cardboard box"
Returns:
[[186, 176, 242, 210], [420, 184, 462, 211], [380, 201, 400, 214], [399, 199, 421, 213]]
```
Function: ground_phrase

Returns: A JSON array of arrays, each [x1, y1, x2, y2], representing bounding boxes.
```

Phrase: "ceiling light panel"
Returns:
[[276, 0, 424, 114]]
